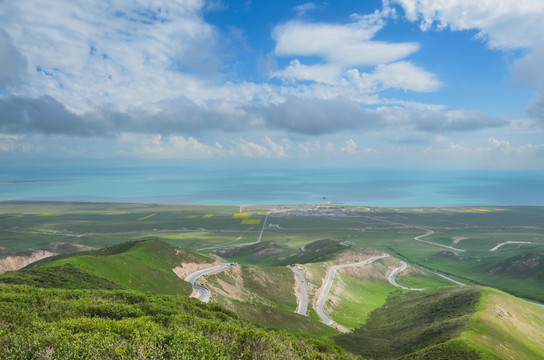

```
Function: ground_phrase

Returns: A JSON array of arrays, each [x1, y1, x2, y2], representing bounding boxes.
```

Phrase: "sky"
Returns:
[[0, 0, 543, 169]]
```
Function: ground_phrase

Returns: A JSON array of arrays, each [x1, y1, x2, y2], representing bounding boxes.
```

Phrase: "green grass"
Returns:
[[0, 240, 215, 295], [329, 275, 399, 329], [334, 287, 483, 359], [215, 239, 352, 266], [204, 264, 297, 312], [461, 288, 544, 360]]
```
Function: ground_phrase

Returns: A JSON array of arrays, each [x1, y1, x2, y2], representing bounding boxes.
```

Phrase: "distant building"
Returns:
[[268, 224, 280, 229]]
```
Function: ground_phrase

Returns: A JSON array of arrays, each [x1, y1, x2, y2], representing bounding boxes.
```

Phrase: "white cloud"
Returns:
[[233, 137, 289, 158], [0, 0, 218, 112], [294, 3, 318, 16], [488, 137, 544, 155], [393, 0, 544, 127], [0, 134, 33, 153], [346, 61, 442, 92], [392, 0, 544, 49], [120, 134, 221, 158], [273, 19, 418, 68], [270, 59, 342, 85], [270, 6, 445, 96]]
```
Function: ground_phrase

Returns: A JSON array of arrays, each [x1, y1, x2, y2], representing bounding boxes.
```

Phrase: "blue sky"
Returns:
[[0, 0, 543, 169]]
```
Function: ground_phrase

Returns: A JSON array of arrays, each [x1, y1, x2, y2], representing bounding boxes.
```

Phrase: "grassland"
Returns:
[[1, 240, 214, 295], [1, 202, 543, 359]]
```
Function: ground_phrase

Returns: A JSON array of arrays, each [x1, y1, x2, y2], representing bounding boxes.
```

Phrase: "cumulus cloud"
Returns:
[[120, 134, 221, 158], [270, 6, 445, 95], [392, 0, 544, 124], [392, 0, 544, 49], [488, 137, 544, 155], [346, 61, 442, 92]]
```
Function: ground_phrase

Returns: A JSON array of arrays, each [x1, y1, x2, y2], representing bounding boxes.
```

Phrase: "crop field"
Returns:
[[1, 202, 543, 303]]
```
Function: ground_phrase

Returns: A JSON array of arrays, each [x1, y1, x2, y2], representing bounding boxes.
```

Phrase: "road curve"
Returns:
[[185, 263, 233, 302], [388, 261, 424, 291], [316, 254, 390, 326], [414, 229, 466, 252], [489, 241, 535, 251], [290, 266, 309, 316]]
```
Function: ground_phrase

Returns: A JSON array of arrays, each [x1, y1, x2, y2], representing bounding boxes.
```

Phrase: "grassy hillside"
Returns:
[[0, 284, 357, 360], [215, 238, 350, 266], [0, 240, 215, 295], [461, 288, 544, 360], [335, 287, 484, 359], [335, 286, 544, 360]]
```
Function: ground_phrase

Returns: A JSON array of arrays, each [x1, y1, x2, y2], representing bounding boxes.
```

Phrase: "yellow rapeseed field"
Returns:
[[241, 219, 261, 225], [232, 213, 252, 218], [203, 213, 214, 218], [138, 213, 157, 220]]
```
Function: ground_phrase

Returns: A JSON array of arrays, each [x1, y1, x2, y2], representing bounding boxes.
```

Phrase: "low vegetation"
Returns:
[[0, 284, 356, 359]]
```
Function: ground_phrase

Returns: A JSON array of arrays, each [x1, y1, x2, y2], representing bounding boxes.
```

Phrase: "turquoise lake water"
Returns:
[[1, 166, 543, 206]]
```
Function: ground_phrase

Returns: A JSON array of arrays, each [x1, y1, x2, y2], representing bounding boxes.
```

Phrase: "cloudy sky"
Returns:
[[1, 0, 543, 168]]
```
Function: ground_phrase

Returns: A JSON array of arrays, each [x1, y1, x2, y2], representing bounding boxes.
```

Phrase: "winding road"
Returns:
[[185, 263, 234, 302], [388, 261, 424, 291], [414, 229, 466, 252], [489, 241, 535, 251], [316, 254, 390, 326], [290, 266, 309, 316]]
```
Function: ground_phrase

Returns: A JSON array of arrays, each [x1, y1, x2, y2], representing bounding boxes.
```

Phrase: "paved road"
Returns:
[[185, 263, 234, 302], [388, 261, 424, 291], [290, 266, 309, 316], [414, 229, 466, 252], [316, 254, 390, 326], [489, 241, 535, 251], [256, 212, 269, 243], [431, 272, 466, 286]]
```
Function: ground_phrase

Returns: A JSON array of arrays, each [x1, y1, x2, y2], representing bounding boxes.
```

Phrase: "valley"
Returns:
[[0, 201, 543, 359]]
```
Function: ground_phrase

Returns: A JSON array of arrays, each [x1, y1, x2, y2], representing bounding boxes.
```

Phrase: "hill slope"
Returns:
[[0, 240, 215, 295], [0, 284, 357, 360], [335, 287, 544, 359]]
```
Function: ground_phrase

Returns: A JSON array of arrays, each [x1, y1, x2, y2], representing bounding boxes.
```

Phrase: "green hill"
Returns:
[[0, 239, 215, 295], [214, 238, 354, 266], [335, 287, 544, 359], [2, 238, 543, 359]]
